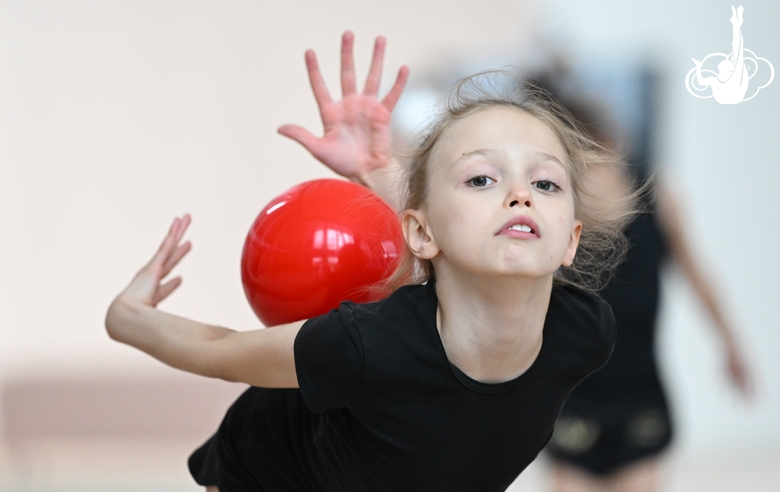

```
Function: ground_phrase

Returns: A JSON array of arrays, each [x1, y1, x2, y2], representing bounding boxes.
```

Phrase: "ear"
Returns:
[[561, 219, 582, 267], [401, 209, 439, 260]]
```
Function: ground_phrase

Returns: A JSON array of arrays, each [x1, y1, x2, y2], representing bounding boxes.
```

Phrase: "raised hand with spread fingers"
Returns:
[[116, 214, 193, 310], [105, 215, 301, 388], [278, 31, 409, 208]]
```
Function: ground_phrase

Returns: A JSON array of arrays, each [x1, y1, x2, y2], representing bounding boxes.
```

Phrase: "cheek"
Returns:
[[424, 200, 458, 243], [555, 201, 575, 229], [555, 208, 570, 231], [554, 211, 576, 246]]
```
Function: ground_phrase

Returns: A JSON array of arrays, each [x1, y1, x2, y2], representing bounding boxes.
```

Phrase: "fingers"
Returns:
[[340, 31, 357, 96], [174, 213, 191, 243], [314, 32, 403, 106], [363, 36, 386, 96], [162, 240, 192, 279], [381, 65, 410, 112], [733, 369, 752, 397], [278, 125, 320, 154], [305, 49, 332, 108], [170, 215, 191, 259], [155, 276, 183, 305], [152, 216, 182, 266], [727, 352, 753, 397], [152, 214, 191, 275]]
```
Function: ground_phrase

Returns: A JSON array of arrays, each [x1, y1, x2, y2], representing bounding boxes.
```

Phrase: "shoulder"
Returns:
[[550, 282, 614, 326], [296, 282, 433, 353], [293, 283, 435, 412], [343, 282, 433, 323], [548, 282, 616, 364]]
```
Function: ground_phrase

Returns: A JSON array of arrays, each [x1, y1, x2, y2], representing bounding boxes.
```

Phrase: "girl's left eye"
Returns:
[[534, 180, 560, 192], [468, 175, 496, 187]]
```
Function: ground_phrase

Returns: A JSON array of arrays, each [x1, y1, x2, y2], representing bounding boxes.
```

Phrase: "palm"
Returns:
[[278, 32, 408, 183], [316, 95, 393, 176]]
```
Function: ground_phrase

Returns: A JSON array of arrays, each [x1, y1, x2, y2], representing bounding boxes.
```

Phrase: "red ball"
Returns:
[[241, 179, 403, 326]]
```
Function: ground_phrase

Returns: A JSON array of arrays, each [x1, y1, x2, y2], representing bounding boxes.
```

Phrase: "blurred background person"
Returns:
[[526, 66, 752, 492]]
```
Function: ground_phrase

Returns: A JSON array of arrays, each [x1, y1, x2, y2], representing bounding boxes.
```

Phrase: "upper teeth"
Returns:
[[509, 224, 532, 232]]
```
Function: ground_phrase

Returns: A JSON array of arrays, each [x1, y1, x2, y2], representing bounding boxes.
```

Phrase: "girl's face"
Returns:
[[404, 106, 582, 280]]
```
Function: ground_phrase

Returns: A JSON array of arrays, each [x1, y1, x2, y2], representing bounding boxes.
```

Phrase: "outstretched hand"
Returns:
[[117, 214, 192, 308], [725, 341, 753, 398], [278, 31, 409, 185]]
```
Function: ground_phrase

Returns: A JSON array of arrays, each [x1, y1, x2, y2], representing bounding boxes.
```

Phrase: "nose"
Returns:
[[505, 180, 532, 209]]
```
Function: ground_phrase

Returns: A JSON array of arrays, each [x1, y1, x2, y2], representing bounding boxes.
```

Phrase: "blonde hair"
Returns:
[[383, 70, 640, 293]]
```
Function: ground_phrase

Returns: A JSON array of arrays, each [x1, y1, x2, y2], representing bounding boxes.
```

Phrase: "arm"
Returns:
[[278, 31, 409, 210], [655, 186, 751, 395], [105, 215, 301, 388]]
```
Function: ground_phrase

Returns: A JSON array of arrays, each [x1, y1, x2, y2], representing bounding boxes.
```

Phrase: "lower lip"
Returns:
[[498, 229, 539, 239]]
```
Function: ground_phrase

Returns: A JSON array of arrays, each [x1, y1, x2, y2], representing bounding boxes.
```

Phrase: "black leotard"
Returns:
[[190, 281, 616, 491]]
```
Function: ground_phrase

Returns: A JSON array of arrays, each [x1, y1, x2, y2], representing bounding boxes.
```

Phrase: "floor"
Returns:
[[507, 447, 780, 492], [1, 438, 778, 491]]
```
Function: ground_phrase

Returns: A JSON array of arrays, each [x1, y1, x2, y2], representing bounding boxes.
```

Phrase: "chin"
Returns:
[[496, 263, 558, 279], [499, 255, 562, 277]]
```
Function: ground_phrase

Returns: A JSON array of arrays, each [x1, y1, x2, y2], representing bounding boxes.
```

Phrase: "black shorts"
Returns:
[[189, 387, 303, 492], [189, 388, 268, 492], [546, 385, 673, 476]]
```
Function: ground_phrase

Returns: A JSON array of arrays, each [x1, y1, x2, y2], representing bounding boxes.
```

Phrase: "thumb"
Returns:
[[278, 125, 320, 155]]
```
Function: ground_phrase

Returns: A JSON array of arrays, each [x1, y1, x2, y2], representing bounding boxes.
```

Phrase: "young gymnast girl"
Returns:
[[105, 33, 637, 492]]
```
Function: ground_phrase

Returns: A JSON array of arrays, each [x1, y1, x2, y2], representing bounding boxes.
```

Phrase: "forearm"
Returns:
[[105, 296, 235, 377], [675, 250, 750, 392], [675, 253, 736, 344], [658, 186, 736, 344]]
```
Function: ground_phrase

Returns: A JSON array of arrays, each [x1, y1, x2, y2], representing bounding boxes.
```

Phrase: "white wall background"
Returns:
[[539, 0, 780, 454], [1, 0, 777, 480]]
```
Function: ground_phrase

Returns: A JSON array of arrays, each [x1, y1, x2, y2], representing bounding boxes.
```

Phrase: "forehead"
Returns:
[[433, 106, 568, 171]]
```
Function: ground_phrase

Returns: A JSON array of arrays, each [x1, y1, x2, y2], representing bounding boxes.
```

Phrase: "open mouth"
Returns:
[[506, 224, 535, 234], [498, 216, 540, 238]]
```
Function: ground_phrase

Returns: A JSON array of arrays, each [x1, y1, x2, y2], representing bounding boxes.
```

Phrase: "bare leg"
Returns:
[[550, 461, 615, 492], [206, 487, 220, 492], [730, 5, 744, 66], [609, 458, 662, 492]]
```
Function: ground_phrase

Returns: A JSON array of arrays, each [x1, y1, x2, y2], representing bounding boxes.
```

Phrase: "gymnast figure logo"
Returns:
[[685, 5, 774, 104]]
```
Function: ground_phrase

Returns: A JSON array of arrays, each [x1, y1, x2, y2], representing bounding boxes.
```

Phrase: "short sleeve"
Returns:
[[294, 304, 365, 413], [549, 284, 617, 375], [593, 299, 617, 369]]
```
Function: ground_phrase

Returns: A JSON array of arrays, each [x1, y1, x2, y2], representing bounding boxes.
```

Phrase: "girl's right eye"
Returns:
[[468, 175, 495, 188]]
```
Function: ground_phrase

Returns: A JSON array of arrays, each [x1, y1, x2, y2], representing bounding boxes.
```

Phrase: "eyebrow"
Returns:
[[455, 149, 568, 170], [454, 148, 493, 162], [531, 152, 567, 170]]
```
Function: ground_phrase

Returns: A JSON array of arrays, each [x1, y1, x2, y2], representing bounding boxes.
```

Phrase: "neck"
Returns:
[[433, 266, 553, 383]]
